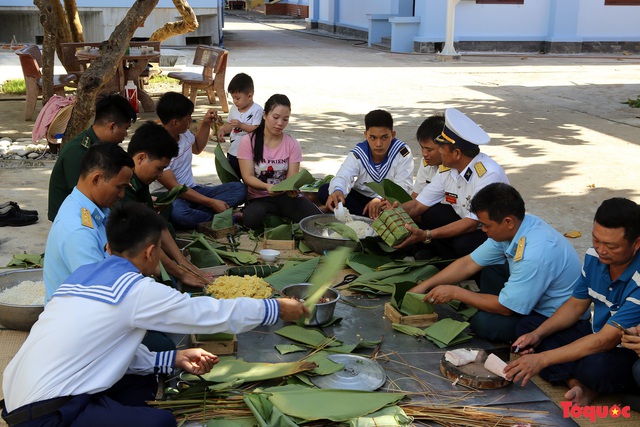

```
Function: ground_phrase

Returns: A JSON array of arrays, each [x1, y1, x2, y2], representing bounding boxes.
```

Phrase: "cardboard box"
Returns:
[[191, 333, 237, 355], [263, 239, 296, 250], [384, 302, 438, 327]]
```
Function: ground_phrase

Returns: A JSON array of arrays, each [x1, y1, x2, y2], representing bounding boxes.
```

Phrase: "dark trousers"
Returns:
[[1, 375, 175, 427], [317, 184, 372, 217], [469, 262, 524, 343], [517, 313, 639, 394], [226, 153, 242, 181], [421, 203, 487, 260], [243, 193, 322, 230]]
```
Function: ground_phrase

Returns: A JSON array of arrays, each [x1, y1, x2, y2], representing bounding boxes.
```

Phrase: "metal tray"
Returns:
[[310, 354, 386, 391]]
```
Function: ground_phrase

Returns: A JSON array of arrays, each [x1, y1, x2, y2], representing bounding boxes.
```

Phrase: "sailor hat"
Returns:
[[435, 108, 490, 149]]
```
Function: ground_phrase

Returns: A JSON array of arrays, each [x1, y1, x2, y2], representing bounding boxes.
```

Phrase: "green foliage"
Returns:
[[147, 74, 179, 85], [628, 95, 640, 108], [1, 79, 26, 95]]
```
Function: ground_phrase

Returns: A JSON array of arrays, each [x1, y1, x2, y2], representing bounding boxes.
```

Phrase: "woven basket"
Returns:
[[372, 207, 417, 247]]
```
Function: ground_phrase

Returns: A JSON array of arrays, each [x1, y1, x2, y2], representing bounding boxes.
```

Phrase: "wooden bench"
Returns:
[[167, 45, 229, 112], [15, 45, 77, 121]]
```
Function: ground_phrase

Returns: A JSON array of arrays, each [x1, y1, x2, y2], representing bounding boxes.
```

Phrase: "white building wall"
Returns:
[[338, 0, 389, 29], [577, 0, 640, 40]]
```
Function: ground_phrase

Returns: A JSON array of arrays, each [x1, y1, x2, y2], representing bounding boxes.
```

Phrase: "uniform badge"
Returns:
[[422, 159, 428, 167], [514, 236, 526, 262], [463, 168, 474, 181], [80, 136, 91, 149], [438, 165, 450, 173], [400, 146, 409, 157], [474, 162, 487, 177], [445, 192, 458, 204], [81, 208, 94, 229]]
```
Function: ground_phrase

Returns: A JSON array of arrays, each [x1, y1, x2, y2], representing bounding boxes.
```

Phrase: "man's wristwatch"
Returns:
[[423, 229, 432, 244]]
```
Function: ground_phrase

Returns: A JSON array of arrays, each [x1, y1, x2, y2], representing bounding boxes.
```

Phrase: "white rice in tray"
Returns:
[[0, 280, 45, 306], [346, 220, 375, 239]]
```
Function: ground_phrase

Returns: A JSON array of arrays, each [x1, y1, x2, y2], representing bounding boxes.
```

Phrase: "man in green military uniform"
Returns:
[[123, 122, 212, 288], [47, 94, 136, 221]]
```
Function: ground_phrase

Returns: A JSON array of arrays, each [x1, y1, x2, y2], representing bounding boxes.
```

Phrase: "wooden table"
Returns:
[[75, 49, 160, 112]]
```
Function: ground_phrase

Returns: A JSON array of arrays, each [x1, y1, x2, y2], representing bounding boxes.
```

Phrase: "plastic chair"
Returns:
[[15, 45, 77, 121], [167, 45, 229, 112]]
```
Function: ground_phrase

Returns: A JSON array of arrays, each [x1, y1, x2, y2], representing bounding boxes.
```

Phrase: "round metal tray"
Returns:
[[0, 269, 44, 331], [299, 214, 375, 255], [310, 354, 386, 391]]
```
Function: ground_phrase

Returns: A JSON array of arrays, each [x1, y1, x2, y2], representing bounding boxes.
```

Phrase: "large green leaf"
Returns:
[[181, 357, 316, 383], [265, 257, 321, 290], [321, 222, 359, 242], [211, 207, 233, 230], [299, 174, 333, 192], [275, 325, 342, 347], [213, 248, 258, 265], [261, 385, 405, 422], [244, 393, 300, 427], [349, 406, 413, 427], [214, 143, 240, 183], [365, 179, 412, 204], [399, 292, 434, 315], [184, 233, 225, 267], [424, 318, 470, 346], [5, 253, 44, 268], [265, 224, 293, 240], [304, 247, 352, 323], [269, 169, 315, 192], [153, 184, 189, 207]]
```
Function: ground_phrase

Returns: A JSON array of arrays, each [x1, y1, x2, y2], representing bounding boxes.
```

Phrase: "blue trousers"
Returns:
[[2, 375, 175, 427], [170, 182, 246, 229], [517, 313, 639, 394]]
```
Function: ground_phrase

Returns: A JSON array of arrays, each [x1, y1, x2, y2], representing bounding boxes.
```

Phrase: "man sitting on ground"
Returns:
[[48, 94, 136, 221], [505, 198, 640, 406], [123, 121, 212, 288], [412, 115, 446, 199], [2, 203, 307, 427], [410, 183, 583, 342]]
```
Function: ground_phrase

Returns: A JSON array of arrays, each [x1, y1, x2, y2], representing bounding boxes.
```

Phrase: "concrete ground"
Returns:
[[1, 13, 639, 266], [1, 11, 640, 425]]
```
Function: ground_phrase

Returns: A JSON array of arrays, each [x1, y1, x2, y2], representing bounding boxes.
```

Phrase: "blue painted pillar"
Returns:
[[547, 0, 581, 42]]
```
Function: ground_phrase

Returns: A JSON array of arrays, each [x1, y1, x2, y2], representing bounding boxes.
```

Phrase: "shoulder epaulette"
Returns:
[[474, 162, 487, 177], [81, 208, 94, 229], [422, 159, 427, 167], [80, 136, 92, 149], [438, 165, 450, 173], [514, 236, 525, 262], [400, 146, 409, 157]]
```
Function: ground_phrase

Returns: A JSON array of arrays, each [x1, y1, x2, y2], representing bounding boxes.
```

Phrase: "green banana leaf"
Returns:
[[265, 224, 293, 240], [184, 233, 225, 267], [365, 179, 412, 204], [275, 325, 342, 348], [457, 306, 479, 320], [260, 385, 405, 422], [298, 239, 313, 254], [264, 257, 321, 290], [214, 143, 240, 183], [347, 283, 396, 295], [299, 174, 333, 192], [211, 207, 234, 230], [349, 406, 413, 427], [269, 169, 315, 192], [158, 260, 174, 287], [304, 352, 347, 375], [426, 333, 473, 348], [399, 292, 434, 316], [392, 323, 426, 338], [303, 247, 352, 323], [207, 417, 260, 427], [181, 357, 317, 383], [424, 318, 470, 346], [348, 253, 394, 271], [275, 344, 307, 355], [153, 184, 189, 207], [5, 253, 44, 268], [213, 248, 258, 265], [244, 393, 300, 427]]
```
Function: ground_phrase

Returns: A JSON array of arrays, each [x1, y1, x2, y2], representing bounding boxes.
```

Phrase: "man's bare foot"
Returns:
[[565, 379, 599, 406]]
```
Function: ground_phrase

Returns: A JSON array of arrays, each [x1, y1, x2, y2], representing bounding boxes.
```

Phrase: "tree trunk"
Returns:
[[63, 0, 84, 42], [149, 0, 198, 42], [62, 0, 159, 145], [33, 0, 61, 103]]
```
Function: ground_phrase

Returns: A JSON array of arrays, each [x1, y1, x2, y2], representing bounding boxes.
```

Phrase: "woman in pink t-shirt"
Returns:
[[237, 94, 321, 229]]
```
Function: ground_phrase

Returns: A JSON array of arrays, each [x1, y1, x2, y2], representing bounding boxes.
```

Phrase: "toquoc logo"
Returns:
[[560, 401, 631, 422]]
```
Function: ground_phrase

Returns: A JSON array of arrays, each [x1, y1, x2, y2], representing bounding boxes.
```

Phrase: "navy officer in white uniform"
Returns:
[[2, 203, 308, 427], [394, 108, 509, 261]]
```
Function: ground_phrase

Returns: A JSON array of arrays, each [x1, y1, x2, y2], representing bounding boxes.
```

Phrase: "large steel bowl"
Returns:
[[280, 283, 340, 326], [0, 269, 45, 331], [299, 214, 375, 255]]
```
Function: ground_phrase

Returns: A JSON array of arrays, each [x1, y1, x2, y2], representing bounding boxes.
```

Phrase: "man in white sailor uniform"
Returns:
[[2, 203, 308, 427], [395, 108, 509, 261], [318, 109, 414, 218]]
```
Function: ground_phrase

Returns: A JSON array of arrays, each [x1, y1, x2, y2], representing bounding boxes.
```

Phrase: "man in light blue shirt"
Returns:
[[44, 143, 134, 302], [410, 183, 582, 342]]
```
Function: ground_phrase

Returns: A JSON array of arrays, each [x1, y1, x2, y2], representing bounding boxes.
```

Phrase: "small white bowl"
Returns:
[[259, 249, 280, 263]]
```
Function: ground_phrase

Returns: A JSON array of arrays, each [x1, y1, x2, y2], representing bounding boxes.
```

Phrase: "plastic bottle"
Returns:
[[124, 80, 138, 114]]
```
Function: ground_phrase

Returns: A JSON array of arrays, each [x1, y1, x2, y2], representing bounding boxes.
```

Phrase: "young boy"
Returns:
[[153, 92, 246, 230], [217, 73, 264, 179], [318, 109, 414, 218], [412, 114, 446, 198]]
